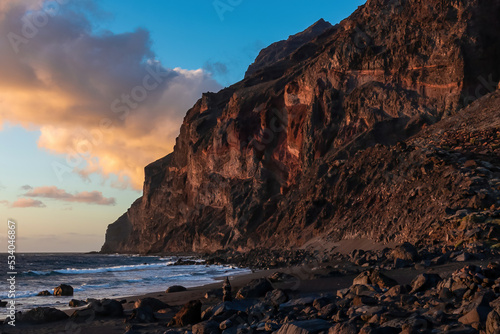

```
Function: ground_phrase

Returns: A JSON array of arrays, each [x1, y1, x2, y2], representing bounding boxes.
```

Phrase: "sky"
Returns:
[[0, 0, 366, 252]]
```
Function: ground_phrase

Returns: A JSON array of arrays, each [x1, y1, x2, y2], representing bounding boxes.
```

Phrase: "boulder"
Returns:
[[236, 278, 273, 299], [352, 269, 397, 289], [390, 243, 419, 262], [459, 306, 491, 326], [410, 273, 442, 293], [37, 290, 51, 296], [276, 319, 332, 334], [16, 307, 69, 324], [329, 322, 358, 334], [486, 307, 500, 334], [129, 306, 156, 323], [169, 300, 202, 327], [69, 299, 87, 307], [70, 308, 96, 323], [134, 297, 169, 312], [53, 284, 73, 296], [205, 288, 223, 299], [193, 320, 221, 334], [265, 289, 289, 306], [166, 285, 187, 293], [88, 299, 124, 317]]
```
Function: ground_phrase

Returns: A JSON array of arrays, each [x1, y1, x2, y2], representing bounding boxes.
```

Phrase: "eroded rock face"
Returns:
[[102, 0, 500, 254]]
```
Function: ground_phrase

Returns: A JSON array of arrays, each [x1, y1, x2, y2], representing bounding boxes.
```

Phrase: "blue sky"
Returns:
[[0, 0, 365, 252]]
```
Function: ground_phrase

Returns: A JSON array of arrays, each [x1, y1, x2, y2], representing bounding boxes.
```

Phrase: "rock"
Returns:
[[235, 279, 273, 299], [385, 285, 407, 297], [390, 243, 419, 263], [16, 307, 69, 324], [265, 289, 289, 306], [0, 301, 7, 307], [169, 300, 202, 327], [455, 252, 472, 262], [53, 284, 73, 296], [223, 277, 232, 302], [410, 273, 442, 293], [352, 295, 378, 306], [193, 320, 221, 334], [276, 319, 332, 334], [166, 285, 187, 293], [69, 299, 87, 307], [352, 269, 397, 289], [329, 322, 358, 334], [134, 297, 169, 311], [129, 306, 156, 323], [88, 299, 124, 317], [205, 288, 224, 299], [70, 308, 96, 323], [37, 290, 51, 296], [486, 307, 500, 334], [459, 306, 491, 326], [220, 319, 233, 330]]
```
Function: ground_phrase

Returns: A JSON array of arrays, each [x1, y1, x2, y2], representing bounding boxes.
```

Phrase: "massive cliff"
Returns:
[[102, 0, 500, 254]]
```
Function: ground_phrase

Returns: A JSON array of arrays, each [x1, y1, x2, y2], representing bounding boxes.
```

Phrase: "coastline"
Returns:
[[2, 258, 497, 333]]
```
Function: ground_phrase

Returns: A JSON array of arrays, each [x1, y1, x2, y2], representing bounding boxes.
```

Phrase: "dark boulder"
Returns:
[[16, 307, 69, 324], [166, 285, 187, 293], [69, 299, 87, 307], [53, 284, 73, 296], [236, 278, 273, 299], [129, 306, 156, 323], [88, 298, 124, 317], [134, 297, 168, 312], [37, 290, 51, 296], [410, 273, 442, 294], [169, 300, 202, 327]]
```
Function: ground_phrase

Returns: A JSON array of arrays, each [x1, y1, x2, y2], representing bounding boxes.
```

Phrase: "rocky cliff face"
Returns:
[[102, 0, 500, 254]]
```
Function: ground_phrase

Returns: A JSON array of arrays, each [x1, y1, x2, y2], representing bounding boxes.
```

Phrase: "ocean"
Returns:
[[0, 253, 250, 314]]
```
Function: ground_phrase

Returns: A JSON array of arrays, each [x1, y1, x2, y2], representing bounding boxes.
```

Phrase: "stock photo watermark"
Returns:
[[7, 0, 70, 54], [6, 219, 17, 326], [213, 0, 243, 21]]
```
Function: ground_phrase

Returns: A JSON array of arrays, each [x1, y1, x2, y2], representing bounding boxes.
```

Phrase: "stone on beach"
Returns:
[[134, 297, 169, 312], [15, 307, 69, 324], [53, 284, 73, 296], [166, 285, 187, 293], [236, 278, 273, 299], [169, 299, 202, 327], [37, 290, 51, 296]]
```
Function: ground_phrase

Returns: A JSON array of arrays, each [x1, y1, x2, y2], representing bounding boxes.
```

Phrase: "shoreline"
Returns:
[[2, 258, 498, 333]]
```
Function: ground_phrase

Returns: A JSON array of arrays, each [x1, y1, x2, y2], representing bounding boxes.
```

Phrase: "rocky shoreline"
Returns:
[[3, 247, 500, 333]]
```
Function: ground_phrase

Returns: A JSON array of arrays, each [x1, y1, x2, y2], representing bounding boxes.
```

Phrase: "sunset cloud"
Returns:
[[0, 0, 221, 189], [25, 186, 116, 205], [11, 198, 46, 208]]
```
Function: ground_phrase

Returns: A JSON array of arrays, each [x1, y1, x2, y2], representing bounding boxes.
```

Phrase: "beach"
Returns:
[[2, 257, 498, 334]]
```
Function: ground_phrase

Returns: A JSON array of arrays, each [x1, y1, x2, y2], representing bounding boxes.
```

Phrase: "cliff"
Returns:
[[102, 0, 500, 254]]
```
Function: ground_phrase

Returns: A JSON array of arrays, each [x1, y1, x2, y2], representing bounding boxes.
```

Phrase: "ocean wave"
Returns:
[[21, 261, 176, 276]]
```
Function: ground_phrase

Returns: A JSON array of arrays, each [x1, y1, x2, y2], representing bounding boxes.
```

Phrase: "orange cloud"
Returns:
[[11, 198, 46, 208], [0, 1, 221, 190], [25, 186, 116, 205]]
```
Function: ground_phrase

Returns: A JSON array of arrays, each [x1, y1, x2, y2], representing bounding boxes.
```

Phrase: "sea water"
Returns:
[[0, 253, 250, 314]]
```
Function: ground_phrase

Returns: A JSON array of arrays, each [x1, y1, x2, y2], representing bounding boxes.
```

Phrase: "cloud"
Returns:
[[25, 186, 116, 205], [11, 198, 46, 208], [0, 1, 222, 189], [20, 184, 33, 190], [204, 61, 229, 76]]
